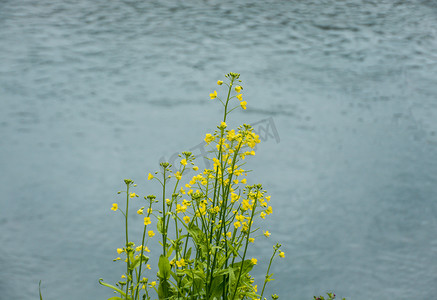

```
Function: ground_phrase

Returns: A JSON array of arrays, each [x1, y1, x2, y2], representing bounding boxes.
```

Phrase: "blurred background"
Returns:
[[1, 0, 437, 299]]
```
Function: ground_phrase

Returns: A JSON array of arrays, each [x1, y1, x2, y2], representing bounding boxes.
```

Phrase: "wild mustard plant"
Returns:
[[99, 72, 285, 300]]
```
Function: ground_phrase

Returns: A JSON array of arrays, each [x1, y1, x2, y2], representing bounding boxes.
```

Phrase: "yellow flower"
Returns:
[[265, 195, 271, 202], [111, 203, 118, 211], [121, 275, 126, 279], [251, 258, 257, 265], [130, 192, 137, 198], [193, 166, 199, 171], [217, 80, 223, 85], [249, 237, 255, 243], [148, 230, 155, 237], [231, 193, 239, 203], [150, 281, 157, 287], [147, 173, 153, 180], [175, 171, 182, 180], [266, 206, 273, 215], [176, 258, 186, 268], [117, 248, 124, 254], [226, 232, 232, 238], [183, 216, 190, 223], [235, 86, 242, 93], [236, 214, 245, 222], [264, 230, 271, 237], [241, 178, 247, 184], [147, 207, 152, 213], [137, 208, 144, 215], [210, 90, 217, 99], [135, 245, 143, 252], [144, 246, 150, 252], [180, 159, 187, 166], [236, 93, 242, 101], [240, 101, 247, 110], [279, 251, 285, 258], [144, 217, 151, 225], [260, 212, 266, 219], [176, 204, 187, 213], [219, 121, 227, 129], [205, 133, 215, 144], [146, 264, 151, 270], [234, 221, 241, 228]]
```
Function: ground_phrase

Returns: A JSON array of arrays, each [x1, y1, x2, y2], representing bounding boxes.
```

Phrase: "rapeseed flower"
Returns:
[[210, 90, 217, 99], [240, 101, 247, 110], [180, 159, 187, 166], [279, 251, 285, 258], [137, 208, 144, 215], [205, 133, 215, 144], [175, 171, 182, 180], [130, 193, 137, 198], [236, 94, 243, 101], [217, 80, 223, 85], [176, 258, 186, 268], [176, 204, 187, 213], [148, 230, 155, 237], [264, 230, 271, 237], [235, 86, 242, 93], [193, 166, 199, 171], [144, 217, 151, 225], [150, 281, 156, 287], [111, 203, 118, 211], [147, 173, 153, 180], [251, 258, 257, 265], [117, 248, 124, 254], [183, 216, 190, 223]]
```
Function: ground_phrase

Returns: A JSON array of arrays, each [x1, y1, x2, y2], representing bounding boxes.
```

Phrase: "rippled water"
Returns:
[[1, 0, 437, 299]]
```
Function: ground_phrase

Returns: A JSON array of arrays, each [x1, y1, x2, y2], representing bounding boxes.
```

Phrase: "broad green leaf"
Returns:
[[157, 255, 171, 280], [209, 275, 224, 299]]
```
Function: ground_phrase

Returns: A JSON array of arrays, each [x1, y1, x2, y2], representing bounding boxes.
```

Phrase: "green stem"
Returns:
[[260, 248, 279, 300], [125, 183, 130, 300], [231, 187, 258, 300]]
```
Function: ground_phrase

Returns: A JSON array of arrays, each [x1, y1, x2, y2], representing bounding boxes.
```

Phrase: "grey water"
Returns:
[[1, 0, 437, 299]]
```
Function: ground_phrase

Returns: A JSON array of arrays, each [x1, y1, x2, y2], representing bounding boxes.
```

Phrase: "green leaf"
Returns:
[[209, 275, 225, 299], [185, 247, 192, 261], [157, 255, 171, 280], [107, 297, 124, 300], [130, 255, 149, 271], [157, 216, 164, 234], [186, 223, 208, 257]]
